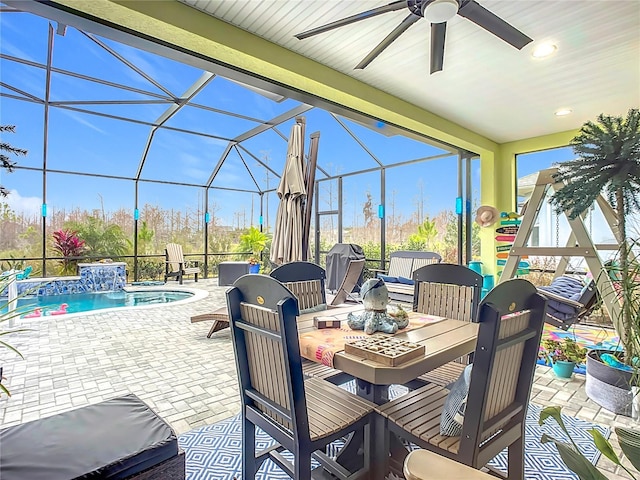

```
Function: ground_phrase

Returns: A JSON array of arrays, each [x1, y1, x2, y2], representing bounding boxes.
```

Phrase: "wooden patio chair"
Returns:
[[375, 278, 546, 480], [164, 243, 199, 285], [270, 261, 352, 385], [226, 275, 375, 480], [270, 261, 327, 312], [329, 258, 365, 306], [412, 264, 483, 388]]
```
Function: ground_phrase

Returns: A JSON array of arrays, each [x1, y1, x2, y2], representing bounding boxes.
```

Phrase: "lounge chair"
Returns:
[[164, 243, 199, 285], [329, 258, 365, 306]]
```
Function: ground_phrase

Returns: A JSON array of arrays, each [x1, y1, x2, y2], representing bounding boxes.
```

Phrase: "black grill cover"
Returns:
[[326, 243, 365, 292], [0, 393, 178, 480]]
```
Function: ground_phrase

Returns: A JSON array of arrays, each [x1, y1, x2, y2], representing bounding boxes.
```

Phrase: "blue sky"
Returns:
[[0, 9, 564, 231]]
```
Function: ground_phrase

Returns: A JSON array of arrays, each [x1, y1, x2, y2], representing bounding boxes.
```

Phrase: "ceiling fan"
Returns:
[[295, 0, 533, 74]]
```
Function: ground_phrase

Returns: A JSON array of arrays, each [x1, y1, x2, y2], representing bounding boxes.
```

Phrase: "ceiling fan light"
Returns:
[[532, 43, 557, 58], [555, 109, 572, 117], [423, 0, 459, 24]]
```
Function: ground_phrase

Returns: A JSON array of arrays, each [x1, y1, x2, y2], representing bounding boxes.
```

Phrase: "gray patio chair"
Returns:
[[374, 279, 546, 480], [226, 274, 375, 480], [270, 261, 352, 385], [411, 263, 483, 388]]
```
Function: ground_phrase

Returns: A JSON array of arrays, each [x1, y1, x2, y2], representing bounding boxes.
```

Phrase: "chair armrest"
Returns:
[[536, 289, 585, 309], [369, 268, 388, 276]]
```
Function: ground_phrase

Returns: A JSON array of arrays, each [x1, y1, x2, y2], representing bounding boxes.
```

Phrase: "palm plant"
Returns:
[[0, 274, 32, 397], [550, 108, 640, 361], [66, 216, 129, 258]]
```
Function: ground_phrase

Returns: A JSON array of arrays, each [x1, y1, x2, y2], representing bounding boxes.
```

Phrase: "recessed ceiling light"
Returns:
[[532, 43, 557, 58], [555, 109, 572, 117]]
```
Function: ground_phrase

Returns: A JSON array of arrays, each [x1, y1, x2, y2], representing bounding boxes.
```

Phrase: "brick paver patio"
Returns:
[[0, 278, 636, 478]]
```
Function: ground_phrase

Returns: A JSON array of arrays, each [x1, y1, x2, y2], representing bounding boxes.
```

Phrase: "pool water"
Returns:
[[2, 290, 193, 316]]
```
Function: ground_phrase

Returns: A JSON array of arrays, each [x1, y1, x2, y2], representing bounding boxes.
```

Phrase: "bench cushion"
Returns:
[[0, 393, 178, 480]]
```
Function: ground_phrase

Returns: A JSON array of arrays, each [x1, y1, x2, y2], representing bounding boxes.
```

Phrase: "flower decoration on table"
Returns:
[[540, 338, 587, 364], [248, 257, 259, 266], [347, 278, 410, 334]]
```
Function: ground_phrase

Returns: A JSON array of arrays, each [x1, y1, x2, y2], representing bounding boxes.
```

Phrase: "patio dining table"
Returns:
[[296, 306, 479, 479], [296, 307, 479, 404]]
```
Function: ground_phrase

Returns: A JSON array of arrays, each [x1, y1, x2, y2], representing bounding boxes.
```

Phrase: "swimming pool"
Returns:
[[2, 290, 195, 317]]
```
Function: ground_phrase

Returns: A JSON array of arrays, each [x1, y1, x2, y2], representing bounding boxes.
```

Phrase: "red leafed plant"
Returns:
[[52, 229, 86, 274]]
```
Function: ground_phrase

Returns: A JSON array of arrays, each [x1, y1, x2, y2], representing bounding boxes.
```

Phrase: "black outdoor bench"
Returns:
[[0, 393, 185, 480]]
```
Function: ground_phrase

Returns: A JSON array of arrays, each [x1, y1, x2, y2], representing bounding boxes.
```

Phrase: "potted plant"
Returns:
[[540, 405, 640, 480], [540, 338, 587, 379], [237, 226, 269, 273], [550, 108, 640, 413]]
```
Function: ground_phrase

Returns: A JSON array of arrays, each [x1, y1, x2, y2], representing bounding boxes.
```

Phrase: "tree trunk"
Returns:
[[615, 188, 634, 363]]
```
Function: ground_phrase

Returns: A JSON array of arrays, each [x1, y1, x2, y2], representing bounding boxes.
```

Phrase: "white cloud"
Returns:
[[4, 190, 42, 217]]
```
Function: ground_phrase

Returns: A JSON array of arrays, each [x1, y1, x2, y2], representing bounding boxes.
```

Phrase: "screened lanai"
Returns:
[[0, 6, 482, 280]]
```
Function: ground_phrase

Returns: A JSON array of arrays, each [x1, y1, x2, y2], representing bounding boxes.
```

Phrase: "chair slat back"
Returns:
[[270, 261, 327, 309], [283, 280, 325, 311], [412, 256, 441, 272], [165, 243, 184, 273], [413, 264, 483, 322], [240, 302, 292, 429], [388, 257, 413, 278], [483, 309, 531, 428], [460, 279, 546, 453], [416, 283, 476, 321], [226, 275, 310, 440]]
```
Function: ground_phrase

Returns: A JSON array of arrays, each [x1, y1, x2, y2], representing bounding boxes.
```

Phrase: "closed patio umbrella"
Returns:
[[270, 121, 306, 265]]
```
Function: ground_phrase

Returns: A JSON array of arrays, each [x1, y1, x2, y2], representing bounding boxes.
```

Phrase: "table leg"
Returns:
[[335, 380, 389, 473]]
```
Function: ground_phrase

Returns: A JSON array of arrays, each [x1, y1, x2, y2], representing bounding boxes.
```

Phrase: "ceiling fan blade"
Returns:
[[295, 0, 407, 40], [355, 13, 420, 69], [458, 0, 533, 49], [430, 22, 446, 74]]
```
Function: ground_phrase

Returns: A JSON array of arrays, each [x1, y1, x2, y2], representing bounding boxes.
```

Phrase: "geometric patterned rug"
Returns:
[[178, 394, 609, 479]]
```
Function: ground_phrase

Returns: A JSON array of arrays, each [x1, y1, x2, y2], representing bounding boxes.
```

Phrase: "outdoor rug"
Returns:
[[539, 323, 621, 374], [178, 392, 609, 479]]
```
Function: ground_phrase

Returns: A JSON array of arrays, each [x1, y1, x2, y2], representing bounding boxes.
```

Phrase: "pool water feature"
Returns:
[[1, 290, 194, 316]]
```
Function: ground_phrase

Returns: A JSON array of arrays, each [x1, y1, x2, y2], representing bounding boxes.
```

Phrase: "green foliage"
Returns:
[[540, 338, 587, 364], [137, 221, 154, 255], [236, 226, 269, 257], [136, 259, 164, 281], [0, 125, 28, 198], [551, 109, 640, 221], [66, 216, 130, 258], [407, 217, 438, 250], [540, 405, 640, 480]]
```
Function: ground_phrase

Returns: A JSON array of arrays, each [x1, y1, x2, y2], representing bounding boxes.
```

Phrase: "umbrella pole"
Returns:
[[302, 131, 320, 261]]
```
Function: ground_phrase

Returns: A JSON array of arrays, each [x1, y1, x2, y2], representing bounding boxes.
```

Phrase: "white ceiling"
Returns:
[[179, 0, 640, 144]]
